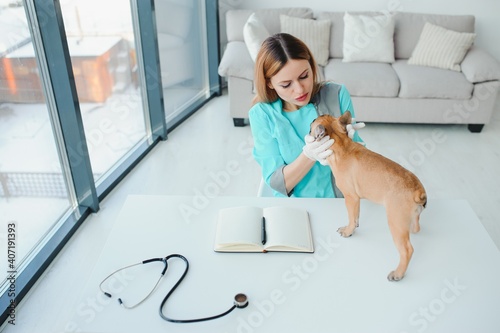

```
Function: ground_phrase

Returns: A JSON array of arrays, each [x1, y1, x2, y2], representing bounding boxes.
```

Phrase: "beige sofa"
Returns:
[[218, 8, 500, 132]]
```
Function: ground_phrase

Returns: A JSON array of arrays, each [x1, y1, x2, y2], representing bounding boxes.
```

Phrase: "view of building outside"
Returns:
[[60, 0, 147, 179]]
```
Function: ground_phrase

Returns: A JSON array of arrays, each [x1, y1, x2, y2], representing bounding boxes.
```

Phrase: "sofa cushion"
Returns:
[[225, 8, 313, 43], [316, 11, 475, 60], [218, 41, 254, 80], [280, 15, 331, 66], [343, 12, 395, 63], [243, 13, 270, 62], [392, 60, 473, 99], [316, 11, 380, 59], [324, 59, 400, 97], [394, 12, 475, 59], [408, 23, 475, 71]]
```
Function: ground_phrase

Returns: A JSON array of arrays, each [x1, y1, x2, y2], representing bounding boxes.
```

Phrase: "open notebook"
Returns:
[[214, 206, 314, 253]]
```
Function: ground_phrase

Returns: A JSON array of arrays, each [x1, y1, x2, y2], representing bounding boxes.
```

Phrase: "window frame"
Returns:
[[0, 0, 220, 325]]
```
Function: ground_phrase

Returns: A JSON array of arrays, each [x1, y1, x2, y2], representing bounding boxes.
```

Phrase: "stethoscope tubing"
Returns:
[[99, 254, 247, 323]]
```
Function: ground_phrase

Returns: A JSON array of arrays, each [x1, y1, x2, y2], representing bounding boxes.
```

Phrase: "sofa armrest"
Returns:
[[218, 41, 255, 81], [461, 46, 500, 83]]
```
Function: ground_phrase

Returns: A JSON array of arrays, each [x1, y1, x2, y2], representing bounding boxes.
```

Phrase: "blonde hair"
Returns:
[[253, 33, 322, 104]]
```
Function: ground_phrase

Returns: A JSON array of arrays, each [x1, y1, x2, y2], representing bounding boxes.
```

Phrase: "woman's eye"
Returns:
[[280, 74, 307, 88]]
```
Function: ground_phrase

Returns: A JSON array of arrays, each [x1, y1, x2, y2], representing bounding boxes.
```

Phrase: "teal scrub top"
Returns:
[[249, 83, 363, 198]]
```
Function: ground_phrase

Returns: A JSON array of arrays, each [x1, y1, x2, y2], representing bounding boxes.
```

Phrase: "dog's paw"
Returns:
[[387, 271, 404, 282], [337, 226, 354, 238]]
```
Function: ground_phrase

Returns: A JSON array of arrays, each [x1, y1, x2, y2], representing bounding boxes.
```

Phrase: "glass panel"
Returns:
[[0, 2, 72, 279], [154, 0, 210, 124], [59, 0, 147, 182]]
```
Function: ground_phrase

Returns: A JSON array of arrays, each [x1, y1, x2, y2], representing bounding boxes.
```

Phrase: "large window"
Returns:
[[0, 2, 73, 297], [155, 0, 213, 126], [60, 0, 148, 183], [0, 0, 220, 325]]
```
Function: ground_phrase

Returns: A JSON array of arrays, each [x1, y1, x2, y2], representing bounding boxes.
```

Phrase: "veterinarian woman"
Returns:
[[249, 33, 365, 198]]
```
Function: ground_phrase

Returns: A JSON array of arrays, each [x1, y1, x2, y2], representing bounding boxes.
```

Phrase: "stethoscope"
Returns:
[[99, 254, 248, 323]]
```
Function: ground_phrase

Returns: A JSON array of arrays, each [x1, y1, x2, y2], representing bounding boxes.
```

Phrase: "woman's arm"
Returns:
[[250, 105, 319, 196], [250, 106, 290, 195], [282, 153, 316, 194], [250, 103, 333, 196]]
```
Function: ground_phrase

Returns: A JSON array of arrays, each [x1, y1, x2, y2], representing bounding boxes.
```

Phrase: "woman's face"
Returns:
[[268, 59, 314, 111]]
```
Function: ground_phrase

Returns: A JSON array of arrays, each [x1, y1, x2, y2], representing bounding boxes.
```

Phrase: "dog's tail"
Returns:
[[415, 190, 427, 209], [411, 191, 427, 234]]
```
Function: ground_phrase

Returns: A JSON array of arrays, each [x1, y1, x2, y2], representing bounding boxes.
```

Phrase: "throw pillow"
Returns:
[[280, 15, 331, 66], [243, 13, 270, 62], [408, 22, 476, 71], [343, 12, 395, 63]]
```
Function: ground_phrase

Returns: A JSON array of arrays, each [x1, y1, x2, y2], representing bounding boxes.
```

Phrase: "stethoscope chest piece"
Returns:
[[234, 293, 248, 308]]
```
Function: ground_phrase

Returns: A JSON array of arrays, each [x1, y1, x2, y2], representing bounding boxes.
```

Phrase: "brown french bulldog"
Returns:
[[310, 112, 427, 281]]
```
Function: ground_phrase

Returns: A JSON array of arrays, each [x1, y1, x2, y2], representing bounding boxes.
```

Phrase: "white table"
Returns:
[[66, 196, 500, 333]]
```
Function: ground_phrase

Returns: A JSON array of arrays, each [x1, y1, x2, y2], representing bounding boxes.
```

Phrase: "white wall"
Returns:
[[229, 0, 500, 61]]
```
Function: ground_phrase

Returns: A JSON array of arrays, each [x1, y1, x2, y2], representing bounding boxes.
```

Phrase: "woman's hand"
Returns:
[[281, 135, 333, 195], [302, 134, 334, 166], [346, 119, 365, 140]]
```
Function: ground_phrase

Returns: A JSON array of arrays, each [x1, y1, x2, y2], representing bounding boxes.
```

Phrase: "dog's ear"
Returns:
[[339, 111, 352, 128], [314, 124, 326, 141]]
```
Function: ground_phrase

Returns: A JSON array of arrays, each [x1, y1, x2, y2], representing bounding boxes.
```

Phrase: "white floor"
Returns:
[[3, 91, 500, 332]]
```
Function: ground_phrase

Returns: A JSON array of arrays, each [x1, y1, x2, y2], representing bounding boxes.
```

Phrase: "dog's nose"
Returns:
[[314, 125, 326, 140]]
